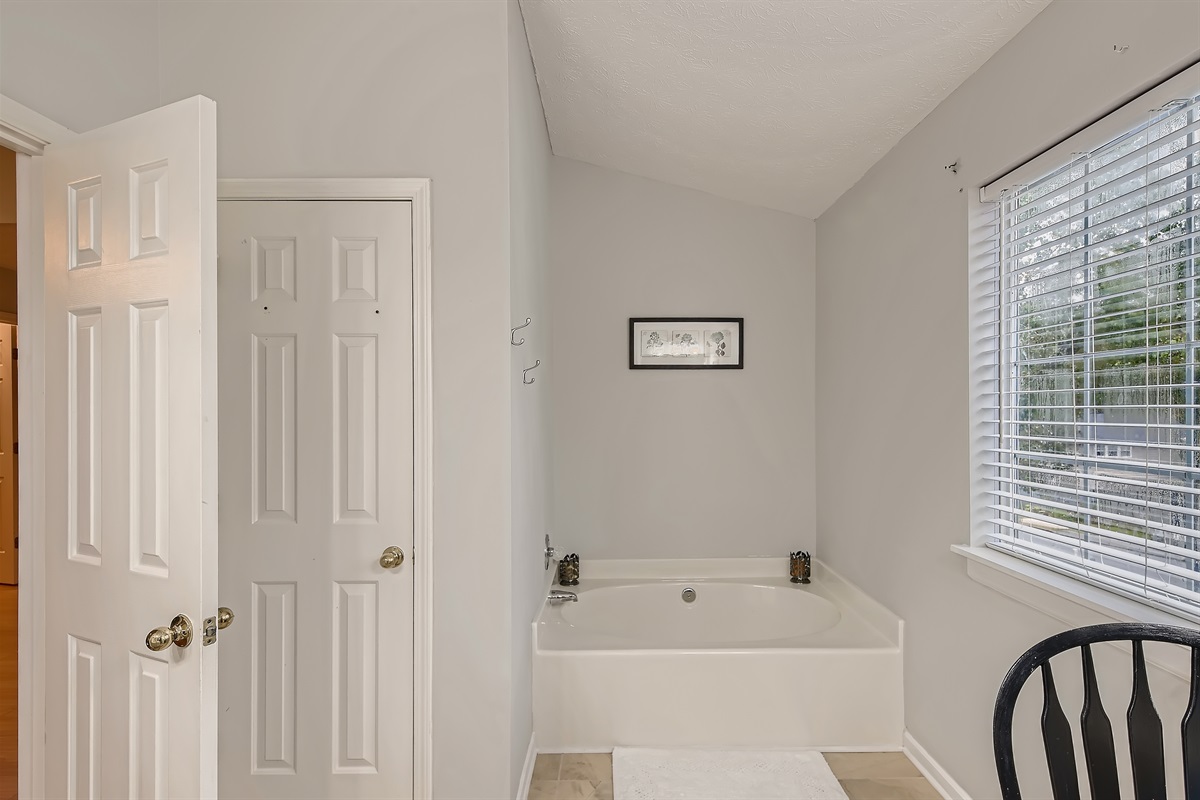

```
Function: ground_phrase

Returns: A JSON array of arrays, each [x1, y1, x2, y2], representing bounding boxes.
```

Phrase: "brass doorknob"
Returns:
[[380, 546, 405, 569], [217, 607, 235, 630], [146, 614, 193, 651]]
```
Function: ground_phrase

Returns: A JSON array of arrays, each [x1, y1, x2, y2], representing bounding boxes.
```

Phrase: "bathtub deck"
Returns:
[[536, 576, 897, 651], [527, 751, 940, 800]]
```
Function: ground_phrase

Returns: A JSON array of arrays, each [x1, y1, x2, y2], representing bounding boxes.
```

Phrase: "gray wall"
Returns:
[[2, 2, 522, 796], [551, 158, 815, 559], [816, 0, 1200, 795], [508, 0, 553, 793], [0, 1, 158, 132]]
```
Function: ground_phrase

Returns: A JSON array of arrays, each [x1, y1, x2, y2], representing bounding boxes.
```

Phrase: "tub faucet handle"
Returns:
[[544, 534, 557, 571]]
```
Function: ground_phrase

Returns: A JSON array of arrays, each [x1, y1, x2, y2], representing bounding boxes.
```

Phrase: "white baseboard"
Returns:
[[903, 731, 972, 800], [537, 743, 900, 754], [517, 733, 537, 800]]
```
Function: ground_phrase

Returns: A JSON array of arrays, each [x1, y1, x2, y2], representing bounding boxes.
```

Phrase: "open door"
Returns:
[[41, 96, 217, 798]]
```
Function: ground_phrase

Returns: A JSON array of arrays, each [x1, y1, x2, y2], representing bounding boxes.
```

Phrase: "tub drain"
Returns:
[[681, 587, 696, 603]]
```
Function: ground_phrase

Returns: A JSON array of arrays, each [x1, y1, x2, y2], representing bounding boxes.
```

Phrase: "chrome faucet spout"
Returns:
[[548, 589, 578, 604]]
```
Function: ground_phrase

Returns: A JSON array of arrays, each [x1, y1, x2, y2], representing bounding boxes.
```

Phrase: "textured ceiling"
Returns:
[[520, 0, 1051, 218]]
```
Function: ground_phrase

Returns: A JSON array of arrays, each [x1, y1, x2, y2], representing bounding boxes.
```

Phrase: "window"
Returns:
[[977, 67, 1200, 619]]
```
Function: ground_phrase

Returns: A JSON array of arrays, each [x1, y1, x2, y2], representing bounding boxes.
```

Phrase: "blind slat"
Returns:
[[1008, 154, 1200, 254], [1004, 207, 1199, 276], [989, 518, 1200, 581], [988, 478, 1200, 521], [987, 538, 1200, 621], [983, 456, 1200, 496], [986, 498, 1200, 543]]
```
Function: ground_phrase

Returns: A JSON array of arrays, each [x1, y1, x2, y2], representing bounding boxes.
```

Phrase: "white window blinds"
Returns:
[[981, 72, 1200, 619]]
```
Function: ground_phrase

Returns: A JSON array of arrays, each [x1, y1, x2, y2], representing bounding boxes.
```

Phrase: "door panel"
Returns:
[[255, 334, 296, 523], [253, 581, 296, 774], [43, 96, 217, 799], [218, 200, 414, 799]]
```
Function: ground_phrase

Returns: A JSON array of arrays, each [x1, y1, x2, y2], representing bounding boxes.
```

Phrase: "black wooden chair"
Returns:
[[994, 622, 1200, 799]]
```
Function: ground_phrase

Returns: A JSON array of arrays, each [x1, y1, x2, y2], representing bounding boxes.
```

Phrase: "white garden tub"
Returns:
[[533, 558, 903, 751]]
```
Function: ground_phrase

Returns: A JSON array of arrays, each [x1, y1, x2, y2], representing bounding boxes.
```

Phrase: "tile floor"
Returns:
[[529, 751, 941, 800]]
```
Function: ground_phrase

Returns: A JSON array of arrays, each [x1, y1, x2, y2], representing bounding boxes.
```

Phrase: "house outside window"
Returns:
[[976, 65, 1200, 619]]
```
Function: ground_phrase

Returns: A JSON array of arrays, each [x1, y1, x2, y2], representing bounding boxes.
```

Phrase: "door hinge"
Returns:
[[11, 348, 15, 361], [13, 537, 17, 549], [12, 442, 17, 455]]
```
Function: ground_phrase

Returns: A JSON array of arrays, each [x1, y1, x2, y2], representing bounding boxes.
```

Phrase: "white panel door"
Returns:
[[42, 96, 218, 799], [217, 200, 414, 798]]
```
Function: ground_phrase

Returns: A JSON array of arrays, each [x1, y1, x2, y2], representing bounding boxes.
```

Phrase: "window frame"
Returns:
[[968, 61, 1200, 624]]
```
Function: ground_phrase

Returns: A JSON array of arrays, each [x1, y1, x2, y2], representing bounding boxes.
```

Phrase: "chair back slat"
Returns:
[[1183, 648, 1200, 799], [1127, 641, 1167, 800], [996, 624, 1200, 800], [1080, 644, 1121, 800], [1043, 662, 1084, 800]]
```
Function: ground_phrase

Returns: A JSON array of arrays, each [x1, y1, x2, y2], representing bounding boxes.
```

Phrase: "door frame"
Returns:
[[2, 92, 75, 800], [218, 178, 434, 798]]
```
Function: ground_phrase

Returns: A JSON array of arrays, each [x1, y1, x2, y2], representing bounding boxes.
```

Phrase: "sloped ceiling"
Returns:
[[520, 0, 1051, 218]]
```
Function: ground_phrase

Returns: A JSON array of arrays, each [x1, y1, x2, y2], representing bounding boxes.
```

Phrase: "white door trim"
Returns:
[[218, 178, 434, 799], [217, 178, 429, 202], [14, 137, 46, 800], [3, 91, 73, 800], [0, 94, 74, 156]]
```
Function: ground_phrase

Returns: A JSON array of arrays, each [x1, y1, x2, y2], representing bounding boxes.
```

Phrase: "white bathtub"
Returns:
[[533, 558, 904, 751], [554, 581, 843, 646]]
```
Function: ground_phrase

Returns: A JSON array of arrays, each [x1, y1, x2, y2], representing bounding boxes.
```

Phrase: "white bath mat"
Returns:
[[612, 747, 848, 800]]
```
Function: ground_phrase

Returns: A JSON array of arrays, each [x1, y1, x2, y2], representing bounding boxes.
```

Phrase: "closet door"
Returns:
[[217, 199, 414, 798]]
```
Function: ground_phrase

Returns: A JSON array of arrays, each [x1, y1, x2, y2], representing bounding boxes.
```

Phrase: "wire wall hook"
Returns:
[[523, 360, 541, 385], [511, 318, 532, 346]]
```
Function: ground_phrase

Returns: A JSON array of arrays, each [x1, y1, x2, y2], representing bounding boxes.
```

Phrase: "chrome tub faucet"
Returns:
[[548, 589, 578, 604]]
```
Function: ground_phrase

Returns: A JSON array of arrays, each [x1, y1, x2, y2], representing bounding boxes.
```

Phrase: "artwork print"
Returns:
[[641, 329, 670, 357], [629, 318, 743, 369], [671, 330, 702, 356], [705, 329, 730, 359]]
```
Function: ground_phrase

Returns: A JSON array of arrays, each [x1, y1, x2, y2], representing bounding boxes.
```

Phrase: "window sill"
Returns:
[[952, 544, 1198, 680]]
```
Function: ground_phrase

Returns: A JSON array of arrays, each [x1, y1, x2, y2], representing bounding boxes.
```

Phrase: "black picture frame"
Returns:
[[628, 317, 744, 369]]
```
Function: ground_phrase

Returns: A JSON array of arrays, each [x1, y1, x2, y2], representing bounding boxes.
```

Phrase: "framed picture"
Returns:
[[629, 317, 743, 369]]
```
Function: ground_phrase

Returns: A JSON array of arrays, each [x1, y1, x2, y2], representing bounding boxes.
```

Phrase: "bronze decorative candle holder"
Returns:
[[557, 553, 580, 586], [789, 551, 811, 584]]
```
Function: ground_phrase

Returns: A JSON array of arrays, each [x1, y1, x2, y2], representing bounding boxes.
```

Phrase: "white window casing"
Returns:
[[973, 62, 1200, 621]]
